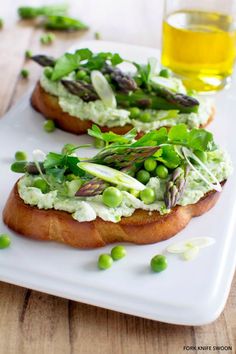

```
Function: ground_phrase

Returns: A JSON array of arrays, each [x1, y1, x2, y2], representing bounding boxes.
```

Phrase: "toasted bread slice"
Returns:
[[31, 83, 214, 135], [3, 181, 223, 248]]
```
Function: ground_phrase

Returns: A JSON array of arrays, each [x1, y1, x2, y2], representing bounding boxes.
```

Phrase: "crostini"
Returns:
[[3, 124, 232, 248], [31, 49, 214, 135]]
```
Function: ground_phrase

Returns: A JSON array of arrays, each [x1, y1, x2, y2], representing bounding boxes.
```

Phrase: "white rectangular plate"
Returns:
[[0, 41, 235, 326]]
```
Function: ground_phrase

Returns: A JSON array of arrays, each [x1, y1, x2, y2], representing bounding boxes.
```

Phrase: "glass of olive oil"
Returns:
[[161, 0, 236, 92]]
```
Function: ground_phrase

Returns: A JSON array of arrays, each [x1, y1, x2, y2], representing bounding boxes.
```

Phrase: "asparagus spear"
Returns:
[[116, 89, 199, 113], [76, 178, 108, 196], [164, 165, 190, 209], [91, 146, 159, 169], [61, 80, 98, 101], [18, 4, 68, 19], [31, 55, 56, 67]]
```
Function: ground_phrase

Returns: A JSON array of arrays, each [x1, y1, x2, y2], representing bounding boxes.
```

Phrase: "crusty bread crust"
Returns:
[[31, 82, 214, 135], [3, 181, 223, 248]]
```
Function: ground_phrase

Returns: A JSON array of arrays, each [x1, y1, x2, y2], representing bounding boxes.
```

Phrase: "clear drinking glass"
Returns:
[[161, 0, 236, 92]]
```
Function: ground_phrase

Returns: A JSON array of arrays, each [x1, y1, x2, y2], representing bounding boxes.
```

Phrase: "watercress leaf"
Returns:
[[188, 128, 215, 151], [75, 48, 92, 61], [168, 124, 189, 144], [111, 53, 123, 66], [43, 152, 64, 169], [154, 145, 180, 169], [46, 167, 66, 183], [88, 124, 136, 145], [51, 52, 81, 81], [88, 124, 103, 140], [66, 155, 85, 175], [132, 127, 168, 147]]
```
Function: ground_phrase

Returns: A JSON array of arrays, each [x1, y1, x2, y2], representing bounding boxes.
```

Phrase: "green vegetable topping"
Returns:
[[159, 68, 171, 78], [98, 254, 113, 270], [44, 67, 53, 79], [139, 112, 151, 122], [40, 32, 55, 45], [18, 4, 68, 19], [140, 188, 155, 204], [25, 50, 32, 59], [150, 255, 168, 272], [21, 69, 29, 78], [33, 177, 48, 193], [129, 107, 141, 119], [102, 187, 123, 208], [0, 234, 11, 249], [155, 165, 168, 179], [136, 170, 150, 184], [45, 16, 88, 31], [144, 158, 157, 172], [44, 119, 56, 133], [193, 150, 207, 163], [94, 138, 105, 149], [11, 161, 27, 173], [76, 69, 87, 80], [15, 151, 27, 161], [0, 18, 4, 29], [61, 143, 77, 155], [111, 245, 127, 260]]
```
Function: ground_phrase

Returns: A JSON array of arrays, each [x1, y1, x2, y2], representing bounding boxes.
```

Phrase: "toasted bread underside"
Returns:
[[31, 83, 214, 135], [3, 181, 223, 248]]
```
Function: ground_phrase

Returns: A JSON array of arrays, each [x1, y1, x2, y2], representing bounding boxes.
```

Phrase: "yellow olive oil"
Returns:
[[161, 10, 236, 91]]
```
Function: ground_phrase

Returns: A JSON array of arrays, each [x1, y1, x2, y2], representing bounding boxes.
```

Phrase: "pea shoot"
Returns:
[[61, 143, 77, 155], [150, 254, 168, 273], [140, 188, 155, 205], [98, 254, 113, 270], [193, 150, 207, 163], [111, 246, 127, 260], [15, 151, 27, 161], [102, 187, 123, 208], [21, 69, 29, 78], [0, 234, 11, 249], [44, 119, 56, 133]]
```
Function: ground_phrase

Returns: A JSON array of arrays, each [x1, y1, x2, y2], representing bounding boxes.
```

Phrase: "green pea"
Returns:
[[150, 254, 168, 272], [0, 234, 11, 249], [66, 174, 77, 181], [139, 112, 151, 122], [98, 254, 113, 270], [40, 32, 55, 45], [94, 138, 105, 149], [25, 50, 32, 59], [102, 187, 123, 208], [21, 69, 29, 78], [159, 68, 172, 78], [83, 75, 91, 83], [156, 165, 169, 179], [44, 67, 53, 79], [44, 119, 55, 133], [129, 107, 141, 119], [136, 170, 150, 184], [94, 31, 101, 40], [140, 188, 156, 204], [111, 245, 127, 260], [33, 178, 48, 193], [15, 151, 27, 161], [144, 158, 157, 172], [76, 70, 87, 80], [193, 150, 207, 164], [62, 143, 77, 155], [11, 161, 27, 173]]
